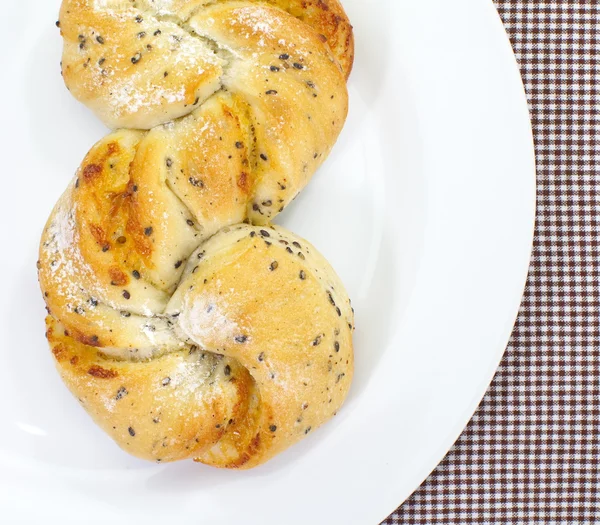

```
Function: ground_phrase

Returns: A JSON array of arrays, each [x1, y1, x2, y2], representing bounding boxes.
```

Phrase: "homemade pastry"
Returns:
[[40, 0, 354, 468]]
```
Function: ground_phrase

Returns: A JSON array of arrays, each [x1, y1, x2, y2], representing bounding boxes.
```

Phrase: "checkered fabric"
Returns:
[[384, 1, 600, 523]]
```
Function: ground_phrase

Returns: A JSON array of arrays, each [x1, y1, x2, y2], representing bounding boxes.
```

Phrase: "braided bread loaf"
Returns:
[[40, 0, 354, 469]]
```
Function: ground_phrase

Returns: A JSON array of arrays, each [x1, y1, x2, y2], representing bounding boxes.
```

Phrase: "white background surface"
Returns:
[[0, 0, 535, 523]]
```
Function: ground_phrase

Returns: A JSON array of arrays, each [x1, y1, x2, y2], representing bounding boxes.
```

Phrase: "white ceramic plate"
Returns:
[[0, 0, 535, 523]]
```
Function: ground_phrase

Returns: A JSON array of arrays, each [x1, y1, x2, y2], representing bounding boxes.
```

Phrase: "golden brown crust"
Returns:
[[46, 316, 255, 463], [42, 0, 355, 468], [172, 225, 355, 468], [257, 0, 354, 79], [58, 0, 353, 129]]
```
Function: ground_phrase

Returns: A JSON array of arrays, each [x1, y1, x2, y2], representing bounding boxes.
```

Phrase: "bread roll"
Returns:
[[44, 225, 354, 468]]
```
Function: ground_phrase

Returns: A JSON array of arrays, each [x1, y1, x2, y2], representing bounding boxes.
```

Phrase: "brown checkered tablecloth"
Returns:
[[384, 1, 599, 523]]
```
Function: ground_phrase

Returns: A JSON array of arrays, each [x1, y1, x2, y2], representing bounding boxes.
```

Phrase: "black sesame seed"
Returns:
[[258, 352, 265, 362], [235, 335, 248, 343], [95, 36, 105, 45], [269, 425, 277, 432], [161, 377, 171, 386], [102, 245, 110, 252], [224, 365, 231, 376], [154, 29, 162, 36], [336, 307, 342, 317], [135, 15, 143, 23], [252, 203, 260, 212], [265, 90, 278, 95], [293, 62, 304, 70], [197, 251, 205, 259], [305, 427, 312, 434], [334, 341, 340, 352], [164, 71, 169, 77], [132, 270, 141, 280], [307, 81, 315, 88], [116, 387, 128, 400], [89, 298, 98, 307], [131, 53, 142, 64], [132, 184, 138, 192], [260, 229, 270, 237], [56, 20, 61, 28], [121, 311, 131, 318], [269, 261, 279, 271], [297, 252, 305, 260], [165, 157, 173, 168], [193, 96, 200, 105], [299, 270, 306, 280], [279, 53, 289, 60], [235, 141, 243, 149], [260, 153, 268, 161], [312, 335, 322, 346], [270, 65, 280, 72], [186, 219, 195, 227], [286, 246, 293, 254], [328, 292, 336, 306], [250, 231, 256, 238], [174, 260, 183, 269], [75, 178, 80, 188], [189, 177, 204, 187], [292, 241, 302, 249], [138, 31, 146, 38], [144, 227, 153, 236], [123, 290, 131, 300], [128, 427, 136, 437]]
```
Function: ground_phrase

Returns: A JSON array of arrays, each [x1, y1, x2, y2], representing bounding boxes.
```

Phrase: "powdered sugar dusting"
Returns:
[[147, 0, 177, 16], [42, 195, 101, 309], [177, 293, 240, 347], [169, 355, 221, 404], [230, 6, 282, 38], [107, 76, 187, 118]]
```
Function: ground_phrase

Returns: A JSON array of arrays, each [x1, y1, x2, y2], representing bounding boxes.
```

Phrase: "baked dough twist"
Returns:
[[40, 0, 354, 468]]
